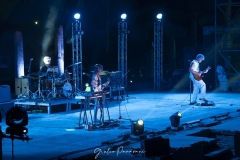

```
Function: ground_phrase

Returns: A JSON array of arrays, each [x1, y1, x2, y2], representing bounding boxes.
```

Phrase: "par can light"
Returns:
[[131, 119, 144, 136]]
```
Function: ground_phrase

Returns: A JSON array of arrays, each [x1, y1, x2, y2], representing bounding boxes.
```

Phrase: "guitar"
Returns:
[[193, 66, 211, 81], [93, 78, 110, 92]]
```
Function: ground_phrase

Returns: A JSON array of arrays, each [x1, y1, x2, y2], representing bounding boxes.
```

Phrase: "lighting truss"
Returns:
[[72, 19, 83, 92], [118, 21, 128, 88], [153, 18, 163, 89]]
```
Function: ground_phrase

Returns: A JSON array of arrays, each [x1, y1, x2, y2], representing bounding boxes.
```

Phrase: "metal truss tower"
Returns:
[[72, 19, 83, 92], [118, 21, 128, 88], [214, 0, 240, 87], [153, 18, 163, 89]]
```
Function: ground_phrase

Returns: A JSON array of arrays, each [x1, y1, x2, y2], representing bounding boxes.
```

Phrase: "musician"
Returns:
[[189, 54, 209, 105], [40, 56, 51, 73], [91, 64, 109, 123]]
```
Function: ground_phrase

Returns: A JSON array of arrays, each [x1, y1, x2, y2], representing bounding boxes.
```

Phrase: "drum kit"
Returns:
[[21, 67, 73, 100]]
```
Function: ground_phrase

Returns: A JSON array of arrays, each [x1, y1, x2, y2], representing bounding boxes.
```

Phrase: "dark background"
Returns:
[[1, 0, 238, 93]]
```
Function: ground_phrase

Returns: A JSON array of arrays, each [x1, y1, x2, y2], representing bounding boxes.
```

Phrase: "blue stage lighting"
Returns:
[[74, 13, 80, 20], [156, 13, 162, 20], [121, 13, 127, 20], [131, 119, 144, 136], [169, 112, 182, 127]]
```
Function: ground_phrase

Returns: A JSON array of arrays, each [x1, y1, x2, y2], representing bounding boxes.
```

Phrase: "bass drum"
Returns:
[[63, 82, 72, 98]]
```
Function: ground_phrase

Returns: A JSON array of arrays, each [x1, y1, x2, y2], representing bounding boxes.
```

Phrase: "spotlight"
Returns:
[[6, 106, 28, 136], [131, 119, 144, 136], [74, 13, 80, 20], [156, 13, 162, 20], [121, 13, 127, 21], [169, 112, 182, 128]]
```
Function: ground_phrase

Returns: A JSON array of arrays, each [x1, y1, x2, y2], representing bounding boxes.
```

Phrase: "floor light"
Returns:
[[131, 119, 144, 136], [6, 106, 28, 136], [169, 111, 182, 127]]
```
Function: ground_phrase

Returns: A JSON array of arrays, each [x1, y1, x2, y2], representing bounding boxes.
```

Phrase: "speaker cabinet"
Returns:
[[141, 136, 170, 158], [0, 85, 11, 102], [109, 86, 125, 99], [15, 78, 29, 96]]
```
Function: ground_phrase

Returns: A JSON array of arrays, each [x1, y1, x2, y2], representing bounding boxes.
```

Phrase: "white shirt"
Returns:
[[189, 60, 199, 79]]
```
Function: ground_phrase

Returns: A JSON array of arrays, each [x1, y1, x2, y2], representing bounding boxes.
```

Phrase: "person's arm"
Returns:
[[202, 66, 211, 73]]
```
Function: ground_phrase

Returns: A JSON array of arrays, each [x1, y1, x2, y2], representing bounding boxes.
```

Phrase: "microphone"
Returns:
[[83, 72, 90, 76], [30, 58, 33, 60]]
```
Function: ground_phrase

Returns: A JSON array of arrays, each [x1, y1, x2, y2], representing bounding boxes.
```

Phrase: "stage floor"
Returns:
[[1, 89, 240, 159]]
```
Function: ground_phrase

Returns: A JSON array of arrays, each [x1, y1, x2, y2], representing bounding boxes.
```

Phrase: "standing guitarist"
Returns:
[[189, 54, 210, 105], [91, 64, 110, 123]]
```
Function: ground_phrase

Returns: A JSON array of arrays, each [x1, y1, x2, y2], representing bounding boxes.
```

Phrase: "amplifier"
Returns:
[[108, 86, 125, 99]]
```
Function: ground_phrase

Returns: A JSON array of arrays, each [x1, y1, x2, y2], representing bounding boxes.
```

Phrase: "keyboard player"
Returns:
[[91, 64, 109, 123]]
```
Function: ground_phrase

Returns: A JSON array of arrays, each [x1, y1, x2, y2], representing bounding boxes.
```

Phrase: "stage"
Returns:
[[1, 89, 240, 159]]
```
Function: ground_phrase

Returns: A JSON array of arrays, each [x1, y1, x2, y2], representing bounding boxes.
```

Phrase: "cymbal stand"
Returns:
[[67, 63, 82, 96], [47, 69, 58, 99], [34, 75, 45, 100]]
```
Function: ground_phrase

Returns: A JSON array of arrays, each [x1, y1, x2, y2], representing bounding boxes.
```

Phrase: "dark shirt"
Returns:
[[40, 65, 49, 73]]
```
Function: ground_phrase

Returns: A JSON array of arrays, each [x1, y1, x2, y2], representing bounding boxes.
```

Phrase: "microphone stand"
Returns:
[[110, 70, 131, 121], [122, 70, 130, 98]]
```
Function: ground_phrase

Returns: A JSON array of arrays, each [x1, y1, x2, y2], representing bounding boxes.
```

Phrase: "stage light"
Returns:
[[131, 119, 144, 136], [121, 13, 127, 21], [156, 13, 162, 20], [74, 13, 80, 20], [6, 106, 28, 136], [169, 112, 182, 127]]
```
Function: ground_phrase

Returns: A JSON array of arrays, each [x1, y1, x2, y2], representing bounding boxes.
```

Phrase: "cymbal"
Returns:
[[110, 71, 121, 75], [21, 75, 31, 78], [30, 72, 47, 77], [64, 72, 72, 74], [100, 71, 109, 75]]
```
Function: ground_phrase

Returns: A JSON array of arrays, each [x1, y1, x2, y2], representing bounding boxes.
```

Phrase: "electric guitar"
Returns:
[[193, 66, 211, 81], [93, 78, 110, 92]]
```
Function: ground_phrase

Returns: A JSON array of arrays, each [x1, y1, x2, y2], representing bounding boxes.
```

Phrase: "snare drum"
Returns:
[[63, 82, 72, 97]]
